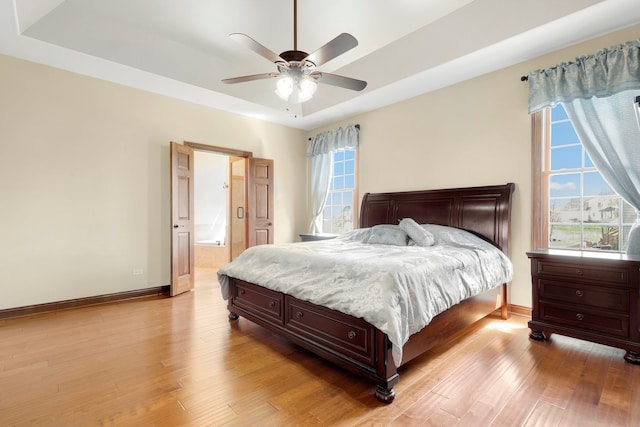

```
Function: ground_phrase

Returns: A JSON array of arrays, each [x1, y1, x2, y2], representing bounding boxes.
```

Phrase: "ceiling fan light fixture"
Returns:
[[275, 76, 294, 100], [275, 73, 317, 104], [297, 76, 317, 103]]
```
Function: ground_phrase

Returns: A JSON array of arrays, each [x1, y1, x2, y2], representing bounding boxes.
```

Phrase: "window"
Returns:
[[536, 104, 636, 252], [321, 149, 357, 234]]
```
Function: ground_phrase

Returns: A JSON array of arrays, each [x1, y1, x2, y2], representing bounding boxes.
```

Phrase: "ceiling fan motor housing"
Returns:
[[279, 50, 310, 63]]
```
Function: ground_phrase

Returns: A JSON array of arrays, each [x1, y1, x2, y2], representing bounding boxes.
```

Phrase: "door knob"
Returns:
[[173, 225, 179, 228]]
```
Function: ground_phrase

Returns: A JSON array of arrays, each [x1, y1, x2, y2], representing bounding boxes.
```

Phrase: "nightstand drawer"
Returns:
[[536, 261, 629, 286], [539, 302, 629, 338], [538, 279, 629, 312]]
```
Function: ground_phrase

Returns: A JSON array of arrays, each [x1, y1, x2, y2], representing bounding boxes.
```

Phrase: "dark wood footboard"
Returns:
[[228, 277, 506, 402], [227, 277, 399, 402]]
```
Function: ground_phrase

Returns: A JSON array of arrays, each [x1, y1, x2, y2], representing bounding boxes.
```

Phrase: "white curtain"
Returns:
[[563, 93, 640, 254], [307, 124, 359, 234], [309, 153, 332, 234], [527, 39, 640, 254]]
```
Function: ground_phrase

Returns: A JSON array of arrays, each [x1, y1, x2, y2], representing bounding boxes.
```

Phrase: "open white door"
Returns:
[[170, 142, 195, 296]]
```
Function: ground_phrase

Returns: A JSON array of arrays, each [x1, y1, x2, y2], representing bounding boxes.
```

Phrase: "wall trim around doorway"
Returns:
[[184, 141, 252, 158]]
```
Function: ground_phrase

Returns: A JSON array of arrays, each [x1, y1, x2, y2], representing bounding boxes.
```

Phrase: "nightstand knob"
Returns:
[[575, 290, 584, 297], [575, 269, 583, 275], [576, 313, 584, 321]]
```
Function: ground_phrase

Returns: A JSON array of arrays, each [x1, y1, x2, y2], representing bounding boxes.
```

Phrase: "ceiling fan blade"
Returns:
[[303, 33, 358, 67], [222, 73, 280, 84], [313, 72, 367, 91], [229, 33, 285, 63]]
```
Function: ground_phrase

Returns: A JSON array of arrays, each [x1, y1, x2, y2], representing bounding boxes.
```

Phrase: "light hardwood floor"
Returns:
[[1, 268, 639, 426]]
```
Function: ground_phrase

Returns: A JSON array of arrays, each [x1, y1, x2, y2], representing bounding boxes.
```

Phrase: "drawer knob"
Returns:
[[239, 289, 246, 295], [296, 311, 304, 319], [269, 301, 276, 308], [576, 313, 584, 321], [348, 331, 357, 340], [575, 269, 583, 275], [575, 290, 584, 297]]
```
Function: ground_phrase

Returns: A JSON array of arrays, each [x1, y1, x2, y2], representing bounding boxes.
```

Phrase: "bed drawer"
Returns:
[[284, 296, 375, 367], [230, 280, 284, 325]]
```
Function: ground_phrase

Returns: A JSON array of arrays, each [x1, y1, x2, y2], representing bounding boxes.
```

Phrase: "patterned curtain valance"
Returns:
[[307, 124, 359, 157], [527, 39, 640, 113]]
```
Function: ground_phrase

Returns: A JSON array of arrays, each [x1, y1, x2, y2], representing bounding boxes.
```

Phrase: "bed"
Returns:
[[219, 183, 515, 403]]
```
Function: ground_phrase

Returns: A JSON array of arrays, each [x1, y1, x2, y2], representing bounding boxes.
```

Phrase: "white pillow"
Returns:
[[421, 224, 495, 249], [399, 218, 435, 247], [366, 224, 409, 246]]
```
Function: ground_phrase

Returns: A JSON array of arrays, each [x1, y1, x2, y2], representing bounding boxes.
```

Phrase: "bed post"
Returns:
[[373, 331, 399, 403], [500, 283, 509, 320]]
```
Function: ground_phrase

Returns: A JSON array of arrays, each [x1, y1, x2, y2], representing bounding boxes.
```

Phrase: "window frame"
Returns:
[[531, 107, 632, 252], [531, 110, 547, 250], [321, 149, 359, 234]]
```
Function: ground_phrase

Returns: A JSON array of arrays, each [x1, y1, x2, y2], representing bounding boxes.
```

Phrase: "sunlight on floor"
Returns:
[[484, 318, 528, 333]]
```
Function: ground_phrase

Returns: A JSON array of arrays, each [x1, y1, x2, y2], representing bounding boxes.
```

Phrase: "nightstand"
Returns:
[[299, 233, 338, 242], [527, 249, 640, 364]]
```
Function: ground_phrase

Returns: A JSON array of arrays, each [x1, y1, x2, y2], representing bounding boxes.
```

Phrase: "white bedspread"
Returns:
[[218, 225, 513, 366]]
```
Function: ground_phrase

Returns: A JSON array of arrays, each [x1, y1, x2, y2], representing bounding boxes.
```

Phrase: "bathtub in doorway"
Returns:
[[195, 241, 229, 269]]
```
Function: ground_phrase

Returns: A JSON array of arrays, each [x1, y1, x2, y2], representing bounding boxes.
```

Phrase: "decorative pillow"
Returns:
[[421, 223, 488, 247], [366, 224, 409, 246], [399, 218, 435, 247]]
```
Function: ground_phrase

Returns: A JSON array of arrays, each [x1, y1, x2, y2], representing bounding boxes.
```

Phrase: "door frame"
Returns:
[[170, 141, 254, 296], [184, 141, 253, 260], [184, 141, 252, 159]]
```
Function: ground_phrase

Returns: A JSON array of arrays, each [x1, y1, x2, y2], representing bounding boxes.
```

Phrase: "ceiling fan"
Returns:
[[222, 0, 367, 103]]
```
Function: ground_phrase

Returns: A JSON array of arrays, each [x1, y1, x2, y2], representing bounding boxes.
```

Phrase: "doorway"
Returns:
[[185, 142, 252, 287], [193, 154, 249, 286], [170, 141, 273, 295], [193, 151, 231, 273]]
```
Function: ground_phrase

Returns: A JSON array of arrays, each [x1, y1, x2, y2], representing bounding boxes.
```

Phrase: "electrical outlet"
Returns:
[[132, 268, 144, 275]]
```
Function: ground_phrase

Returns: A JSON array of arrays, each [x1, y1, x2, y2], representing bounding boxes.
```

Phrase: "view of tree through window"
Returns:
[[548, 104, 635, 251], [322, 150, 356, 234]]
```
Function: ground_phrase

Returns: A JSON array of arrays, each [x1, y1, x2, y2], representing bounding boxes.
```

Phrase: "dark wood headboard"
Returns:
[[359, 183, 515, 256]]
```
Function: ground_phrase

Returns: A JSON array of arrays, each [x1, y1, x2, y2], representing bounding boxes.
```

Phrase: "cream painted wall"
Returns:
[[310, 24, 640, 309], [2, 24, 638, 312], [0, 54, 307, 310]]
